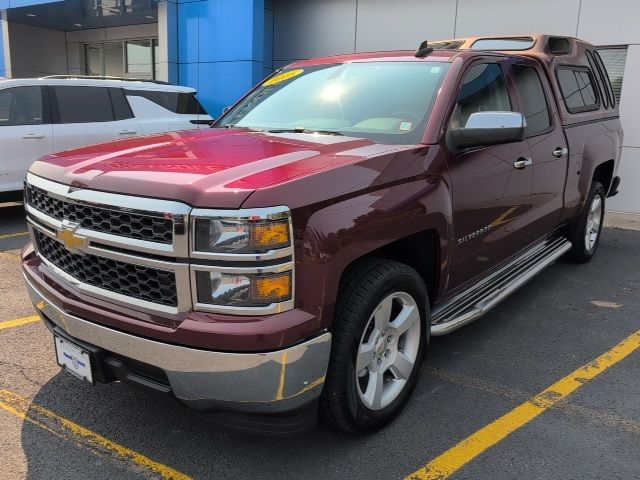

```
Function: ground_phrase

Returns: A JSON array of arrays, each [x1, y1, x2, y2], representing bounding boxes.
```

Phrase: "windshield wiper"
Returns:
[[265, 127, 344, 136], [223, 125, 267, 132]]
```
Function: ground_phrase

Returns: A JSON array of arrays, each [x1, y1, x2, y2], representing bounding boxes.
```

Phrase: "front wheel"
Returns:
[[567, 181, 605, 262], [320, 259, 429, 433]]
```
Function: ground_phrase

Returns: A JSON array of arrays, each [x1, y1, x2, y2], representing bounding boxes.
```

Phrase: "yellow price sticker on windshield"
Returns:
[[263, 69, 304, 86]]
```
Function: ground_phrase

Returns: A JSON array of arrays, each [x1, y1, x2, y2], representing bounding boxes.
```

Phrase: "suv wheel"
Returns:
[[320, 259, 428, 433], [567, 181, 605, 262]]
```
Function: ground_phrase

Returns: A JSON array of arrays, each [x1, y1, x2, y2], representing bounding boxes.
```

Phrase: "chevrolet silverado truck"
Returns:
[[22, 34, 622, 433]]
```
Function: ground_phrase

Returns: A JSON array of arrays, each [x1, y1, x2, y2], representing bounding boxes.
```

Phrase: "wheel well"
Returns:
[[592, 160, 615, 193], [338, 230, 440, 306]]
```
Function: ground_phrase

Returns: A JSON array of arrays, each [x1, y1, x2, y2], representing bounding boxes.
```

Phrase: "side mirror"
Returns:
[[222, 106, 231, 115], [447, 111, 526, 152]]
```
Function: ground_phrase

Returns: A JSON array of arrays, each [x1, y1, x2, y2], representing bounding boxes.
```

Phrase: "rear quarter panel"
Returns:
[[560, 118, 621, 223]]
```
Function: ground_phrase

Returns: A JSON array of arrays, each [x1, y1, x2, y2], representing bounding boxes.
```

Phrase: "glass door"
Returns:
[[84, 39, 156, 79]]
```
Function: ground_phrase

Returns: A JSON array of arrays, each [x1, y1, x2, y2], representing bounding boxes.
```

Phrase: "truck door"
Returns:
[[509, 61, 568, 241], [446, 60, 533, 291]]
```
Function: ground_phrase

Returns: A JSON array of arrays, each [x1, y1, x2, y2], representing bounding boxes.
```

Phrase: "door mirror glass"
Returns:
[[447, 111, 526, 151]]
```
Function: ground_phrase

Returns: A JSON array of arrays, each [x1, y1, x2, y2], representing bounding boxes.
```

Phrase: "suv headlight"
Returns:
[[190, 207, 295, 314]]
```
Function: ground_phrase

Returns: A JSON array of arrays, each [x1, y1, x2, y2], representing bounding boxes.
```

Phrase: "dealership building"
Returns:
[[0, 0, 637, 215]]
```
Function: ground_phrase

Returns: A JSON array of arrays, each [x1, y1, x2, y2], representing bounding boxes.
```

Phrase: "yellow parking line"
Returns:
[[405, 330, 640, 480], [0, 315, 41, 330], [0, 231, 29, 240], [0, 389, 191, 480]]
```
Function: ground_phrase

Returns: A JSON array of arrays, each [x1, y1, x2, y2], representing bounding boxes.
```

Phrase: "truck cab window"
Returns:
[[556, 67, 599, 112], [512, 64, 551, 135], [450, 63, 511, 129]]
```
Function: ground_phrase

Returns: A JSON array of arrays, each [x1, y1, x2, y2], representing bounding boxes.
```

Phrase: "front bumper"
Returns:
[[24, 272, 332, 414]]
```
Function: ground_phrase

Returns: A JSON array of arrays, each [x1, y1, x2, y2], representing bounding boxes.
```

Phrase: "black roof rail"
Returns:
[[42, 75, 172, 86]]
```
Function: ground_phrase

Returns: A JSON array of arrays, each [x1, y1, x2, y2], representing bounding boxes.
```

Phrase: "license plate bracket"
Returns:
[[54, 335, 94, 384]]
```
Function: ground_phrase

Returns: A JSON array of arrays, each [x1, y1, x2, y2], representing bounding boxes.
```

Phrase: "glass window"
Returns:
[[512, 64, 551, 135], [85, 39, 158, 79], [54, 86, 114, 123], [109, 88, 134, 120], [471, 38, 534, 51], [557, 68, 599, 113], [450, 63, 511, 129], [219, 62, 450, 145], [0, 87, 44, 126], [126, 90, 208, 115], [126, 40, 152, 76], [85, 44, 103, 77], [597, 47, 627, 104], [104, 42, 124, 77]]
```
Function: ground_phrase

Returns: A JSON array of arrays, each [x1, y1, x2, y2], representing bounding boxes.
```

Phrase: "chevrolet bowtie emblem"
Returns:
[[57, 224, 88, 250]]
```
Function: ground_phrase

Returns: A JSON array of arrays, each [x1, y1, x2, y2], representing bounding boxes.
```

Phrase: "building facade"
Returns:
[[0, 0, 637, 214]]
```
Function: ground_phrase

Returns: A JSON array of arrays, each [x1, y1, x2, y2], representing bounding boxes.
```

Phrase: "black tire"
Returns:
[[320, 259, 429, 434], [566, 181, 605, 263]]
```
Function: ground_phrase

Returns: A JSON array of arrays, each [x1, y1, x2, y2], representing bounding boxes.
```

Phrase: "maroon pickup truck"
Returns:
[[22, 34, 622, 433]]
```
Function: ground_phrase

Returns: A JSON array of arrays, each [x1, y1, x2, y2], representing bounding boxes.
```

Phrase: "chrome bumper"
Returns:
[[24, 273, 331, 413]]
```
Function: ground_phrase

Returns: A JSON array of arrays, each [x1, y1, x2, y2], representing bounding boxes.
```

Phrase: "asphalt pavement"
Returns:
[[0, 201, 638, 479]]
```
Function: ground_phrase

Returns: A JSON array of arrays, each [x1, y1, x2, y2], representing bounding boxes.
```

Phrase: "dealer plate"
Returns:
[[54, 335, 93, 384]]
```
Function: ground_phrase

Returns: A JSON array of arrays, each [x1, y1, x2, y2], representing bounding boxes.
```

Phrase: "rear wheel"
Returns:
[[320, 259, 429, 433], [567, 181, 605, 262]]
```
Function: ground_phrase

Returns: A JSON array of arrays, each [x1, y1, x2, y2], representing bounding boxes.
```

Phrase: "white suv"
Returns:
[[0, 76, 212, 201]]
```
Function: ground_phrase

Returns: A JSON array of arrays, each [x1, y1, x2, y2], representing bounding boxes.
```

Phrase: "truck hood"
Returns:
[[29, 128, 398, 209]]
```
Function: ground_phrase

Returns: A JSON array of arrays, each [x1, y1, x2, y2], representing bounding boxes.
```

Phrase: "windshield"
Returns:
[[218, 61, 450, 145]]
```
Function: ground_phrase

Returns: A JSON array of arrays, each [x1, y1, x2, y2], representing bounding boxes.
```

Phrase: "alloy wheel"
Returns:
[[355, 291, 421, 410], [585, 193, 603, 253]]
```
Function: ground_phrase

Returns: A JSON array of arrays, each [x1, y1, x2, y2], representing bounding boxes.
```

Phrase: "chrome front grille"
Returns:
[[26, 183, 174, 244], [35, 231, 178, 307], [25, 173, 192, 316]]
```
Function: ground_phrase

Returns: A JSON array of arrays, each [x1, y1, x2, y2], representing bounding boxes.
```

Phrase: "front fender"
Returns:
[[295, 176, 451, 327]]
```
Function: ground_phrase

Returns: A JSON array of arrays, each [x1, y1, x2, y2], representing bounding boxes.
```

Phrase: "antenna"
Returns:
[[415, 40, 434, 58]]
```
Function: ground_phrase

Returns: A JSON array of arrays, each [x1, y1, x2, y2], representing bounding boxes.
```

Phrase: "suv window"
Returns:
[[125, 90, 207, 115], [53, 86, 114, 123], [109, 88, 135, 120], [556, 67, 599, 113], [512, 64, 551, 135], [0, 86, 44, 126], [450, 63, 511, 129]]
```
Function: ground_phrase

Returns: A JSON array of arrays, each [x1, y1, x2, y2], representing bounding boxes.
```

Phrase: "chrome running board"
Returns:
[[431, 237, 572, 335]]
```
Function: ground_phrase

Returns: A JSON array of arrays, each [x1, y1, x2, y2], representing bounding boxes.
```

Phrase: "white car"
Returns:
[[0, 76, 212, 201]]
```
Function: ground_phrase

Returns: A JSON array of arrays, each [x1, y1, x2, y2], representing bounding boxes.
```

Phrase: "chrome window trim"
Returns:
[[190, 262, 295, 316], [25, 172, 190, 258], [190, 206, 294, 262]]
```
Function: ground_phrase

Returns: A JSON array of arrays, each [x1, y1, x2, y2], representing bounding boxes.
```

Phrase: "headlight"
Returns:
[[190, 207, 295, 314], [192, 207, 292, 258], [194, 269, 293, 309]]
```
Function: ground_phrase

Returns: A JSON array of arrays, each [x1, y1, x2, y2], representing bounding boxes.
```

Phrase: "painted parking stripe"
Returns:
[[0, 231, 29, 240], [405, 330, 640, 480], [0, 315, 41, 330], [0, 389, 191, 480]]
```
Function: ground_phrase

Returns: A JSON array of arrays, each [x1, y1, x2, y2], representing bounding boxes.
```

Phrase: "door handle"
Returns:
[[553, 147, 568, 158], [513, 157, 533, 170], [22, 133, 45, 139], [118, 130, 137, 135]]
